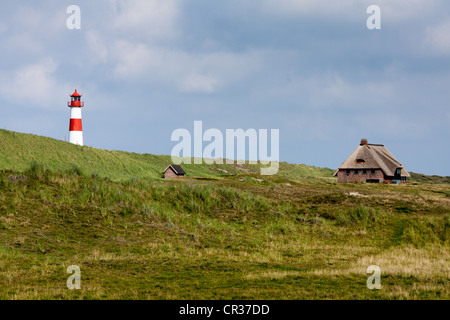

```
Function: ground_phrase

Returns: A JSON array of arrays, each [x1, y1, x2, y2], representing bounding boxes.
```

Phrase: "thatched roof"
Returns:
[[335, 141, 410, 177]]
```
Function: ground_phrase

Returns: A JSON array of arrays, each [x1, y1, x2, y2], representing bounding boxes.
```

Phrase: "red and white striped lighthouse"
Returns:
[[68, 89, 84, 146]]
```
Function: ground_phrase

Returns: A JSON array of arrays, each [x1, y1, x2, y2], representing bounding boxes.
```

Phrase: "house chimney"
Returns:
[[360, 138, 368, 145]]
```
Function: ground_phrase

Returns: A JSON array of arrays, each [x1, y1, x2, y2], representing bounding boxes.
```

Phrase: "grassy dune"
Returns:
[[0, 129, 448, 299], [0, 129, 333, 181]]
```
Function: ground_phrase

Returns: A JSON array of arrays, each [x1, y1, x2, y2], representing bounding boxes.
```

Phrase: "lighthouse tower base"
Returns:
[[69, 131, 83, 146]]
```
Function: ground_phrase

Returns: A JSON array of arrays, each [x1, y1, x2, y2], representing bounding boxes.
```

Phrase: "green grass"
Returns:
[[0, 129, 449, 299], [0, 129, 334, 181], [409, 172, 450, 184]]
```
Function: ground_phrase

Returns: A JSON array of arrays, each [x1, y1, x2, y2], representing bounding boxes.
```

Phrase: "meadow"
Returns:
[[0, 129, 448, 299]]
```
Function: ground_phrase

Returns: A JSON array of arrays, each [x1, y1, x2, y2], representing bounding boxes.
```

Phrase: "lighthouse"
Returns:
[[68, 89, 84, 146]]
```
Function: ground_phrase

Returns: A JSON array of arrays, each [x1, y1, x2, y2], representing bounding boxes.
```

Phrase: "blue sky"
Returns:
[[1, 0, 449, 176]]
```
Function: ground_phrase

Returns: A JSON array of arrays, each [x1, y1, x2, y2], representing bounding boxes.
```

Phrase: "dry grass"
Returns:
[[0, 153, 448, 299], [307, 246, 449, 279]]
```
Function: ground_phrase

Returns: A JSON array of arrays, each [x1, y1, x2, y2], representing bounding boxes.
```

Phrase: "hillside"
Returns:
[[409, 172, 450, 184], [0, 129, 448, 300], [0, 129, 334, 181]]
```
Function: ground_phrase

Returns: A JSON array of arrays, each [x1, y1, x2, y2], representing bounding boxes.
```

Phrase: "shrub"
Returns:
[[336, 206, 382, 227], [399, 216, 449, 247], [26, 161, 48, 179]]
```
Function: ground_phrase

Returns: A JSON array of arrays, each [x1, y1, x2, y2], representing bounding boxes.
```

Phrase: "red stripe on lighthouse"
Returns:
[[69, 119, 83, 131]]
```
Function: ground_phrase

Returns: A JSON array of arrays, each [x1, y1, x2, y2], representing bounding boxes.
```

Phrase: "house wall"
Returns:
[[164, 168, 179, 179], [383, 176, 408, 184], [336, 169, 384, 183]]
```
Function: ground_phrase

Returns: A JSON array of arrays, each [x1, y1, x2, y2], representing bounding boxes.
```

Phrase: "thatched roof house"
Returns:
[[334, 139, 410, 183]]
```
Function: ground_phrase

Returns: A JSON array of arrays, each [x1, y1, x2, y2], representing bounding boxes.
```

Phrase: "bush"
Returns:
[[65, 164, 85, 177], [399, 216, 449, 247], [336, 206, 382, 227], [25, 161, 48, 179]]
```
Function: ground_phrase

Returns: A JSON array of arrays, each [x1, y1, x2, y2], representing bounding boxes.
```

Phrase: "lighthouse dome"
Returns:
[[71, 89, 82, 97]]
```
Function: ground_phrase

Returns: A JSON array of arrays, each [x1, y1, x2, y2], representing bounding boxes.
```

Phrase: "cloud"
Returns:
[[86, 30, 108, 63], [354, 112, 433, 141], [112, 0, 180, 40], [260, 0, 362, 17], [112, 40, 153, 78], [0, 1, 448, 175], [259, 0, 442, 21], [0, 4, 68, 61], [180, 74, 218, 93], [305, 75, 395, 110], [254, 72, 396, 113], [112, 40, 264, 93], [380, 0, 443, 21], [10, 5, 62, 36], [0, 58, 69, 109], [426, 20, 450, 55]]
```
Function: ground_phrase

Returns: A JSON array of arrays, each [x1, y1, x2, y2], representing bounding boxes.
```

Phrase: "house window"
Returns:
[[345, 170, 350, 175], [370, 169, 376, 174], [356, 159, 365, 164], [354, 170, 359, 174], [396, 168, 401, 175], [362, 170, 367, 174]]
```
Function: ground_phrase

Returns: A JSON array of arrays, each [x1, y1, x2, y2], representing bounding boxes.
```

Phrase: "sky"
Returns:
[[1, 0, 449, 176]]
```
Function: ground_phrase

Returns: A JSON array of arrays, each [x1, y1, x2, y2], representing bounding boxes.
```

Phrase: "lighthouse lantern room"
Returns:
[[68, 89, 84, 146]]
